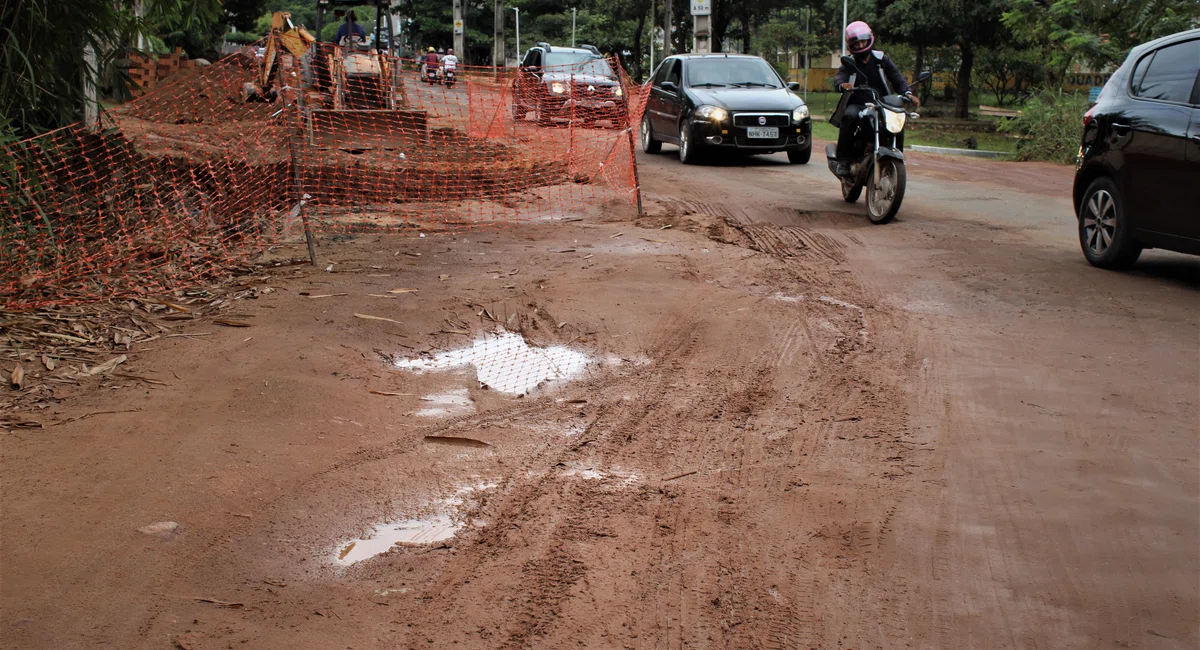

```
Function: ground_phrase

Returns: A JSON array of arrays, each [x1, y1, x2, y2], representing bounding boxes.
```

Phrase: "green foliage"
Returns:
[[225, 31, 263, 45], [998, 88, 1089, 163], [977, 45, 1043, 106], [1002, 0, 1116, 85]]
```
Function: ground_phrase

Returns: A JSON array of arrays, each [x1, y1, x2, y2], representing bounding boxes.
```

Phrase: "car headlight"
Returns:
[[551, 81, 567, 94], [614, 85, 624, 97], [792, 105, 810, 122], [884, 108, 907, 134], [694, 105, 727, 122]]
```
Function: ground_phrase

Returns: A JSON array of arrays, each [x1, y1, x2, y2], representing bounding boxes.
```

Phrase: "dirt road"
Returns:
[[3, 143, 1196, 649]]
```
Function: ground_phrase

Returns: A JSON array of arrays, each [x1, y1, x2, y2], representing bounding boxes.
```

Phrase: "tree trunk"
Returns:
[[663, 0, 672, 57], [955, 40, 973, 119], [712, 0, 731, 52], [632, 9, 646, 80], [913, 43, 925, 80], [740, 2, 749, 53]]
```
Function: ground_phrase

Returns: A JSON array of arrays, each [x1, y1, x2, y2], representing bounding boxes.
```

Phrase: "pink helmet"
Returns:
[[845, 21, 874, 54]]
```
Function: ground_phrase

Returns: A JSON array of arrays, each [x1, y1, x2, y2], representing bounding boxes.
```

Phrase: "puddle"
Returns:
[[558, 462, 639, 486], [333, 483, 496, 566], [395, 329, 591, 396], [415, 388, 475, 417], [771, 292, 805, 303]]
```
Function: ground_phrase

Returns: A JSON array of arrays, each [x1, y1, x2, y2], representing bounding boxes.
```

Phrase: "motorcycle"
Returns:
[[443, 66, 457, 88], [423, 64, 441, 85], [825, 57, 932, 224]]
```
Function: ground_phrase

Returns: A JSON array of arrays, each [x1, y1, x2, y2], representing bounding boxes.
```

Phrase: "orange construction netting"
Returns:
[[1, 44, 649, 309]]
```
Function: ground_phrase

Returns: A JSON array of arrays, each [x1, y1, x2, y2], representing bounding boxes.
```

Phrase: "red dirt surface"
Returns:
[[2, 147, 1195, 649]]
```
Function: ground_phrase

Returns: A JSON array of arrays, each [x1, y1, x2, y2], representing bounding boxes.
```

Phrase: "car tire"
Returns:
[[536, 102, 554, 127], [679, 123, 701, 165], [1079, 177, 1142, 269], [641, 115, 662, 154], [787, 145, 811, 165]]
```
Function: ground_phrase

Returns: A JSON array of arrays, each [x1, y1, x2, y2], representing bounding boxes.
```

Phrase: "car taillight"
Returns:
[[1083, 105, 1096, 128]]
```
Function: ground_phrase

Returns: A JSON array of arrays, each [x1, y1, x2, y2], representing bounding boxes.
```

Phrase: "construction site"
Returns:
[[2, 10, 1198, 650]]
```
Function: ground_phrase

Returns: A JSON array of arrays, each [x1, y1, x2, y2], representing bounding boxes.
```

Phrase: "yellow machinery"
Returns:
[[242, 12, 316, 102]]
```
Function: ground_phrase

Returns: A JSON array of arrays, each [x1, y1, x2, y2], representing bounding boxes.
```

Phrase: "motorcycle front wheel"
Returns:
[[866, 158, 906, 224]]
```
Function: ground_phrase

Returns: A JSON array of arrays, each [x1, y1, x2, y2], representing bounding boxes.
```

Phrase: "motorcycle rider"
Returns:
[[422, 46, 440, 80], [443, 48, 459, 72], [832, 21, 919, 177]]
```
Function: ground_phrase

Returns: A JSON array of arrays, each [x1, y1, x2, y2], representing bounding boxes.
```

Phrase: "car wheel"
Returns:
[[787, 145, 811, 165], [641, 115, 662, 154], [679, 123, 701, 165], [536, 102, 554, 127], [1079, 177, 1142, 269]]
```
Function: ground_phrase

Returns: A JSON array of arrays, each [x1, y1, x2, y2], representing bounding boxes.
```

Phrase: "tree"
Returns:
[[977, 46, 1042, 105]]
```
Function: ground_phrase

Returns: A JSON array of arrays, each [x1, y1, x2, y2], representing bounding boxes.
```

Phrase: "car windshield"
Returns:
[[544, 52, 613, 77], [686, 58, 781, 88]]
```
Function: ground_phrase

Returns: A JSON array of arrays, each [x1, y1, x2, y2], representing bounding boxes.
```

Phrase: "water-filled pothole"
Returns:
[[333, 483, 495, 566], [395, 329, 591, 396]]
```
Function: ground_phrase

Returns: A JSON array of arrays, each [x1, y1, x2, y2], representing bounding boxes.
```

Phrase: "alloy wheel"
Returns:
[[1083, 189, 1116, 256]]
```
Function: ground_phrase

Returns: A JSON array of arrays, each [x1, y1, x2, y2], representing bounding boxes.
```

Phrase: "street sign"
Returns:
[[1088, 86, 1102, 103], [691, 0, 711, 16], [453, 19, 464, 35]]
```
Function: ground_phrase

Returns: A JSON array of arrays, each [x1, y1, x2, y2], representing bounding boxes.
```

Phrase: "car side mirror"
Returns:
[[660, 80, 678, 92], [787, 82, 801, 92], [841, 55, 856, 68], [916, 71, 933, 84]]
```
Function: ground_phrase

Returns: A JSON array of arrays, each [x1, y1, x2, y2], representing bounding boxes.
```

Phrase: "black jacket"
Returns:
[[834, 50, 911, 97]]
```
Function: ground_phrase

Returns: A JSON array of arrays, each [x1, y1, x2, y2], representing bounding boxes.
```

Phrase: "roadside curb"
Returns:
[[910, 145, 1012, 159]]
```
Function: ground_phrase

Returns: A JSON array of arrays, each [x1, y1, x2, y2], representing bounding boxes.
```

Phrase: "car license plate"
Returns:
[[746, 126, 779, 139]]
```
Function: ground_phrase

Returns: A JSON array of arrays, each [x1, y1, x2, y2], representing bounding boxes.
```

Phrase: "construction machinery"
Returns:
[[242, 12, 316, 102], [245, 5, 425, 150]]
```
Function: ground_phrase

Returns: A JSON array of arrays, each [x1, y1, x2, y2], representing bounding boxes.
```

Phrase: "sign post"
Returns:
[[691, 0, 711, 54]]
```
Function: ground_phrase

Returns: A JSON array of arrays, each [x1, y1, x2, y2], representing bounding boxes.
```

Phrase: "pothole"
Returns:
[[394, 329, 591, 396], [333, 483, 496, 566]]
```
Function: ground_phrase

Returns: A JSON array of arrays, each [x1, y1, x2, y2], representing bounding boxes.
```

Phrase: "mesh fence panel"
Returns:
[[2, 45, 646, 309]]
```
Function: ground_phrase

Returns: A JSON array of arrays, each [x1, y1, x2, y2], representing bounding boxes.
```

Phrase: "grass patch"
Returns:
[[809, 118, 1018, 154]]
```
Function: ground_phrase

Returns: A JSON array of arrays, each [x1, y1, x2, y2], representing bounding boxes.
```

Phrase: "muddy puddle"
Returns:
[[333, 483, 496, 566], [395, 329, 591, 396]]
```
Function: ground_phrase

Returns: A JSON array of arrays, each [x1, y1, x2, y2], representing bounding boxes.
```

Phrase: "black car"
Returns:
[[1074, 28, 1200, 269], [512, 43, 627, 126], [641, 54, 812, 164]]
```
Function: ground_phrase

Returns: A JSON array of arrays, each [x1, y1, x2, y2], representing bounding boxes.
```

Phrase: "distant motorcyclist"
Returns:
[[422, 46, 440, 79], [832, 21, 919, 176], [443, 48, 459, 71]]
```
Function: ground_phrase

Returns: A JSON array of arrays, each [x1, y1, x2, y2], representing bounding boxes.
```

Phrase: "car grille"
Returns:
[[733, 113, 790, 127], [572, 83, 618, 95]]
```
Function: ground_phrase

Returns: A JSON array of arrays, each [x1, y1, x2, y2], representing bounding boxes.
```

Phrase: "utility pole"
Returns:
[[691, 0, 711, 54], [453, 0, 464, 57], [804, 7, 809, 100], [493, 0, 505, 67], [663, 0, 672, 56], [511, 7, 520, 60], [841, 0, 848, 56], [572, 8, 577, 47]]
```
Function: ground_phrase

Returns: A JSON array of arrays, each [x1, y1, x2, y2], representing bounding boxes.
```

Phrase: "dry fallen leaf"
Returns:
[[354, 313, 401, 324], [10, 364, 25, 389], [438, 275, 450, 281], [89, 355, 127, 375], [213, 319, 252, 327], [370, 390, 415, 397], [42, 355, 56, 371], [388, 288, 419, 294], [307, 293, 348, 299]]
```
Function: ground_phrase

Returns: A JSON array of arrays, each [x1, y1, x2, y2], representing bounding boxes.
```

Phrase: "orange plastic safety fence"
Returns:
[[1, 45, 643, 309]]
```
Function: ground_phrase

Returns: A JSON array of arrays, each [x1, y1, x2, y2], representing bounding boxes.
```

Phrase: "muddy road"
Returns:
[[2, 143, 1197, 650]]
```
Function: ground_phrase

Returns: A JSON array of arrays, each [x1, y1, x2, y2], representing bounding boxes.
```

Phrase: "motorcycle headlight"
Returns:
[[695, 105, 727, 122], [792, 105, 810, 123], [614, 85, 624, 97], [884, 108, 907, 134], [551, 81, 567, 94]]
